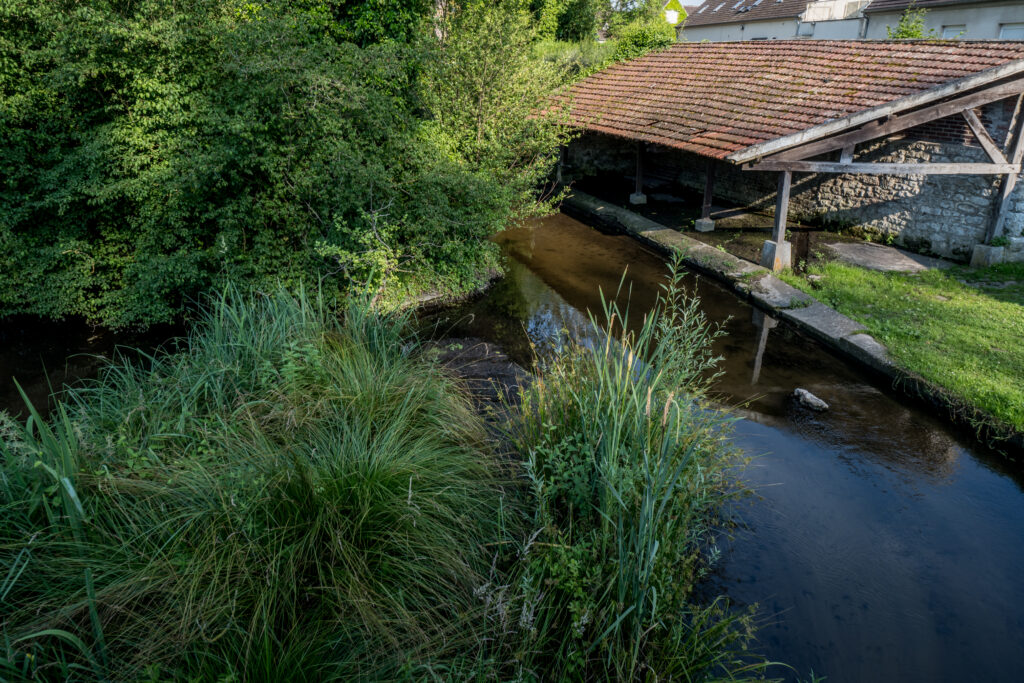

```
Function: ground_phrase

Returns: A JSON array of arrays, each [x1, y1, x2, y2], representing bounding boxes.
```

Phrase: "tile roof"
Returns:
[[864, 0, 990, 13], [684, 0, 806, 27], [559, 40, 1024, 160]]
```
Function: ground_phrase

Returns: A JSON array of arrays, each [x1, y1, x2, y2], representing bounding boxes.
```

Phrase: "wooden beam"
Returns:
[[729, 63, 1024, 164], [962, 110, 1007, 164], [986, 100, 1024, 242], [840, 145, 854, 164], [702, 159, 715, 219], [773, 171, 791, 243], [766, 80, 1024, 163], [746, 160, 1019, 175]]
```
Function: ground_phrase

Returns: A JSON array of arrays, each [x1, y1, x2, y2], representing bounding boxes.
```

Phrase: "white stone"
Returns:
[[970, 244, 1005, 267], [759, 240, 792, 272], [793, 388, 829, 411], [694, 217, 715, 232], [629, 192, 647, 205]]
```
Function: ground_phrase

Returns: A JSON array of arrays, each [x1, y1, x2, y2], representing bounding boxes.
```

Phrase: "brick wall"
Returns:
[[564, 98, 1024, 262]]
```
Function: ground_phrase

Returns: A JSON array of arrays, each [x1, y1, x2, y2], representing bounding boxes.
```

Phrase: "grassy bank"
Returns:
[[781, 261, 1024, 433], [0, 281, 770, 680]]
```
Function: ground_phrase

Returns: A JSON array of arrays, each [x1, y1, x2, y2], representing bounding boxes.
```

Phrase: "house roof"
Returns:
[[864, 0, 998, 13], [559, 40, 1024, 162], [683, 0, 806, 28]]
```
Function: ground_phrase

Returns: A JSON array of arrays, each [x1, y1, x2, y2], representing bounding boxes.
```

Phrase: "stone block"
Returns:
[[759, 240, 792, 272], [1007, 237, 1024, 253], [694, 217, 715, 233], [970, 244, 1005, 267], [629, 192, 647, 205]]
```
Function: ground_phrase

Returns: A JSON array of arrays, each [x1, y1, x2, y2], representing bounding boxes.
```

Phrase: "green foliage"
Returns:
[[886, 3, 936, 39], [0, 286, 511, 680], [611, 17, 676, 62], [495, 258, 771, 679], [0, 0, 566, 328], [534, 0, 600, 41], [421, 4, 573, 220], [534, 38, 619, 80]]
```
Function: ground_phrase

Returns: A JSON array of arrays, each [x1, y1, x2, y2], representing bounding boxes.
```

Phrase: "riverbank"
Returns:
[[562, 189, 1024, 452]]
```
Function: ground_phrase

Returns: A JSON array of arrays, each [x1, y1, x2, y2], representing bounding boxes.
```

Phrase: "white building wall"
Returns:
[[681, 19, 799, 41], [864, 4, 1024, 39], [797, 17, 865, 38]]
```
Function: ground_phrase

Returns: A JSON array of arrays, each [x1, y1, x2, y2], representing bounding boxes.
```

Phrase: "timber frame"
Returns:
[[737, 74, 1024, 253]]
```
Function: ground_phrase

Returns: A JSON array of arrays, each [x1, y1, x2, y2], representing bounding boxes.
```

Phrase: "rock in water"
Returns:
[[793, 388, 829, 411]]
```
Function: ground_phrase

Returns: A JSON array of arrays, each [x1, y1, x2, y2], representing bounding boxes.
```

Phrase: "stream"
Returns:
[[427, 213, 1024, 683], [2, 213, 1023, 681]]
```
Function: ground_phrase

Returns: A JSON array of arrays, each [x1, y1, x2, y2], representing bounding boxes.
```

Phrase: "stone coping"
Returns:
[[562, 189, 1023, 452]]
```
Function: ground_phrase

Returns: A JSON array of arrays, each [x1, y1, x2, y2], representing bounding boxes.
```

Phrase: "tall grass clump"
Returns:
[[0, 286, 510, 681], [498, 258, 772, 680]]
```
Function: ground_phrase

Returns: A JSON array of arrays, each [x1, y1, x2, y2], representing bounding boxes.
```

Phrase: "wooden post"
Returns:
[[773, 170, 791, 244], [636, 143, 643, 195], [555, 145, 565, 184], [986, 95, 1024, 243], [702, 159, 715, 219], [630, 142, 646, 204]]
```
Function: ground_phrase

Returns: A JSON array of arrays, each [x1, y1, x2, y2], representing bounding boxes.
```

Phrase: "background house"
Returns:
[[862, 0, 1024, 39], [677, 0, 1024, 41]]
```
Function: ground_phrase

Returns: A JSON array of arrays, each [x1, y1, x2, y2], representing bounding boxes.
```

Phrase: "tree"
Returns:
[[887, 3, 937, 39]]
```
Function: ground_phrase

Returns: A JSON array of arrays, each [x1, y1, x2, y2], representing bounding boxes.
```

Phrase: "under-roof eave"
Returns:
[[725, 58, 1024, 165]]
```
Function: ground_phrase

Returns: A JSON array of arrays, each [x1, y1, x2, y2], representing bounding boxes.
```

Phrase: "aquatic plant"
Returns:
[[497, 256, 772, 680]]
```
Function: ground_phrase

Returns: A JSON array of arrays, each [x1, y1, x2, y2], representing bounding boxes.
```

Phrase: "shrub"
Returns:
[[0, 286, 510, 680], [611, 18, 676, 62]]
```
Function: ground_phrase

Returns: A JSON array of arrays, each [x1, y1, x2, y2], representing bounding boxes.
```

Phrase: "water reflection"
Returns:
[[429, 212, 1024, 682]]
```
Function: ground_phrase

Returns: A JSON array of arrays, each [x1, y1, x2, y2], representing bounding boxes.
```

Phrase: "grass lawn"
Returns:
[[781, 261, 1024, 432]]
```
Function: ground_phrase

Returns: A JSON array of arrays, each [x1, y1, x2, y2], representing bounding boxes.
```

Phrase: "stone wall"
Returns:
[[564, 100, 1024, 262]]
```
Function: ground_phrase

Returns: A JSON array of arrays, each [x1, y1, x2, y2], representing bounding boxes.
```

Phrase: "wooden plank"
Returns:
[[962, 110, 1007, 164], [765, 80, 1024, 163], [1003, 94, 1024, 149], [747, 160, 1019, 175], [702, 159, 715, 219], [728, 63, 1024, 164], [840, 145, 854, 164], [773, 171, 791, 243]]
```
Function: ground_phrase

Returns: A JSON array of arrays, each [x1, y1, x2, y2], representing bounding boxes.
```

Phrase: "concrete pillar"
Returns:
[[629, 141, 647, 205], [760, 171, 793, 271]]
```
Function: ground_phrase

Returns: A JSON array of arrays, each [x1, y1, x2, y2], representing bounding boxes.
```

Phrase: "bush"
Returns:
[[534, 38, 619, 80], [612, 18, 676, 62], [0, 1, 568, 328], [0, 286, 510, 680]]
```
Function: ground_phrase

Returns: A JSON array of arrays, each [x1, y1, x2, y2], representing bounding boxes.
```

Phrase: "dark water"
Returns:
[[428, 214, 1024, 682], [0, 317, 179, 416]]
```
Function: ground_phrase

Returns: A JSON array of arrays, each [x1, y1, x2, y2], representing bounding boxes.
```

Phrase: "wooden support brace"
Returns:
[[962, 110, 1007, 164], [840, 145, 854, 164], [986, 94, 1024, 242]]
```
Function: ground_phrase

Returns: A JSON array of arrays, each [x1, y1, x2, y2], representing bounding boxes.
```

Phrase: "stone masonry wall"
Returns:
[[564, 99, 1024, 262]]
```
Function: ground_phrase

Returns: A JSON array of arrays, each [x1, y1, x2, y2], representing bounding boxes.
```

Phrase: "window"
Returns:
[[941, 24, 965, 39], [1000, 23, 1024, 39]]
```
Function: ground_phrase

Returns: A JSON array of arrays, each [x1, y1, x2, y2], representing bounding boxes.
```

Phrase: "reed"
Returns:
[[503, 256, 772, 680]]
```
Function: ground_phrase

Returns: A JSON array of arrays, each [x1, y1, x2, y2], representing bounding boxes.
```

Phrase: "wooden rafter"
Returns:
[[756, 79, 1024, 165], [986, 93, 1024, 242]]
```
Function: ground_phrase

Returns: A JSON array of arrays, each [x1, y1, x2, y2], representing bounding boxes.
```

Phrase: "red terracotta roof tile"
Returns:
[[559, 40, 1024, 160]]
